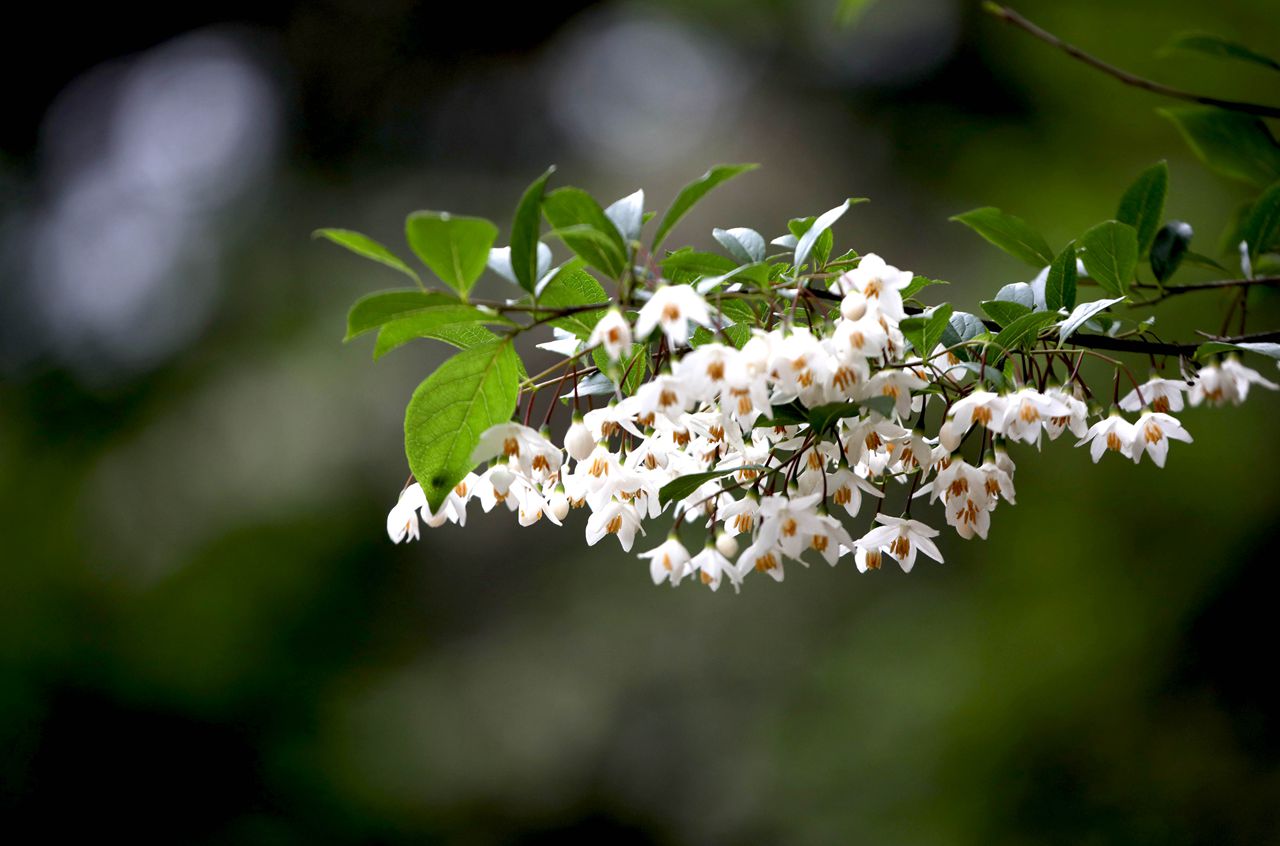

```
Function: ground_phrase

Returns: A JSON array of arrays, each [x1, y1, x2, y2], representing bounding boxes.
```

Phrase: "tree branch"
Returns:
[[983, 3, 1280, 120]]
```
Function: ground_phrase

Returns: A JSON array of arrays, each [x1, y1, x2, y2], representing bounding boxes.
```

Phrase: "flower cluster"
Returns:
[[385, 253, 1278, 591]]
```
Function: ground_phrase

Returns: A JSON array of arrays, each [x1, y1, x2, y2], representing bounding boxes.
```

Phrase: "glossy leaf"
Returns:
[[605, 189, 645, 243], [807, 397, 896, 433], [536, 264, 609, 339], [795, 198, 863, 269], [510, 166, 555, 294], [405, 212, 499, 299], [1116, 161, 1168, 256], [1159, 107, 1280, 187], [980, 299, 1032, 327], [658, 465, 769, 507], [404, 340, 522, 511], [1241, 180, 1280, 260], [1044, 243, 1078, 311], [652, 164, 758, 251], [950, 206, 1054, 267], [313, 228, 421, 285], [1057, 297, 1125, 343], [374, 321, 501, 360], [346, 290, 465, 340], [991, 311, 1058, 356], [1079, 220, 1138, 297], [1151, 221, 1194, 282], [713, 227, 766, 264], [902, 275, 949, 300], [542, 188, 628, 277], [1194, 340, 1280, 361]]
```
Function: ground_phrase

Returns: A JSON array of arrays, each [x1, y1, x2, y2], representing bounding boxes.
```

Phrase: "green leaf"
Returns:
[[1241, 180, 1280, 260], [980, 299, 1032, 327], [940, 311, 986, 361], [346, 290, 465, 340], [1162, 32, 1280, 73], [1057, 297, 1125, 343], [1194, 340, 1280, 361], [661, 249, 738, 282], [1150, 221, 1193, 282], [990, 311, 1058, 357], [807, 397, 896, 434], [901, 305, 953, 356], [1079, 220, 1138, 297], [1116, 161, 1168, 256], [511, 166, 555, 294], [405, 340, 522, 512], [405, 212, 498, 299], [542, 188, 628, 277], [593, 344, 648, 396], [536, 264, 609, 339], [351, 305, 509, 356], [902, 275, 949, 300], [374, 321, 501, 360], [1044, 243, 1078, 311], [313, 228, 422, 285], [1159, 107, 1280, 187], [658, 464, 769, 508], [713, 227, 766, 264], [651, 164, 759, 251], [795, 198, 864, 269], [950, 206, 1054, 267]]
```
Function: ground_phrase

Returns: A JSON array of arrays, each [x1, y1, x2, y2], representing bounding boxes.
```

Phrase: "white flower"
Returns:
[[1001, 388, 1070, 447], [720, 495, 760, 537], [1042, 387, 1089, 440], [387, 483, 426, 543], [1189, 358, 1278, 406], [1129, 412, 1193, 467], [676, 343, 737, 402], [861, 368, 928, 419], [833, 253, 913, 321], [691, 543, 738, 592], [638, 536, 692, 586], [856, 515, 943, 573], [588, 308, 633, 361], [634, 284, 714, 347], [827, 463, 883, 518], [1076, 413, 1138, 463], [472, 422, 562, 480], [634, 373, 691, 421], [948, 391, 1007, 436], [585, 500, 644, 551], [1118, 377, 1188, 414], [737, 538, 786, 582]]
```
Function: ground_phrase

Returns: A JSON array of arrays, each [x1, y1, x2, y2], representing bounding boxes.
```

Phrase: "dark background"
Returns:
[[2, 0, 1279, 842]]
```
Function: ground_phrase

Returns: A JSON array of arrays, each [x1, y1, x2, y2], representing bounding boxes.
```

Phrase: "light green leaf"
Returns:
[[902, 275, 949, 300], [1116, 161, 1168, 256], [950, 206, 1054, 267], [652, 164, 759, 251], [536, 264, 609, 339], [346, 290, 463, 340], [542, 188, 628, 277], [511, 166, 555, 294], [901, 305, 953, 355], [980, 299, 1032, 327], [405, 212, 498, 299], [991, 311, 1058, 356], [1044, 243, 1078, 312], [1241, 180, 1280, 260], [713, 227, 766, 264], [313, 228, 422, 285], [374, 321, 501, 360], [1194, 340, 1280, 361], [1162, 32, 1280, 73], [1159, 107, 1280, 187], [661, 249, 738, 282], [795, 198, 864, 269], [404, 340, 522, 512], [1079, 220, 1138, 297]]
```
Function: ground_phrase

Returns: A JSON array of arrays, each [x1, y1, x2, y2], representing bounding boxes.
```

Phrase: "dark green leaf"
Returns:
[[1194, 340, 1280, 361], [1181, 248, 1224, 273], [950, 206, 1054, 267], [1159, 107, 1280, 187], [313, 228, 421, 284], [658, 464, 769, 507], [405, 340, 522, 511], [713, 227, 766, 264], [405, 212, 499, 299], [652, 164, 759, 251], [661, 249, 737, 282], [1162, 32, 1280, 73], [807, 397, 895, 434], [980, 299, 1032, 327], [1116, 161, 1168, 256], [1150, 221, 1193, 282], [795, 198, 864, 269], [511, 166, 555, 294], [542, 188, 628, 277], [1241, 180, 1280, 259], [1079, 220, 1138, 297], [902, 275, 949, 300], [991, 311, 1058, 357], [1044, 243, 1078, 311]]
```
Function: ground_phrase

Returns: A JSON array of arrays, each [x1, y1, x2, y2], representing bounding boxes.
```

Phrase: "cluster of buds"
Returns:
[[386, 253, 1278, 591]]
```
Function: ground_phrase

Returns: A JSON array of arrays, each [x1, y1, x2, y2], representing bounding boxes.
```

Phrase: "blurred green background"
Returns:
[[3, 0, 1279, 842]]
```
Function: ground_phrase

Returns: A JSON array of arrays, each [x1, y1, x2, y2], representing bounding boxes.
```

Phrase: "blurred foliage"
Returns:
[[2, 0, 1279, 842]]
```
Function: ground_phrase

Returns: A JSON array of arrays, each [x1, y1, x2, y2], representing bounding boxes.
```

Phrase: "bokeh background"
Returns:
[[3, 0, 1279, 842]]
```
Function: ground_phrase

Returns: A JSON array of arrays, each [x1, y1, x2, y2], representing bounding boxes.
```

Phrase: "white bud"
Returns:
[[423, 506, 449, 528], [939, 420, 962, 452], [549, 491, 570, 521], [564, 421, 595, 462], [840, 291, 867, 322], [715, 532, 739, 558]]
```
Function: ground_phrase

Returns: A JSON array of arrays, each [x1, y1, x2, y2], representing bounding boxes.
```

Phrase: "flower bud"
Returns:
[[840, 291, 867, 322], [939, 420, 962, 452], [715, 532, 739, 559], [564, 419, 595, 462], [489, 465, 515, 495], [423, 505, 449, 528], [549, 491, 570, 521]]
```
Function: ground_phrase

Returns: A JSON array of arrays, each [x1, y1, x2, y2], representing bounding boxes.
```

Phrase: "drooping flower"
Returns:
[[1118, 377, 1189, 414], [638, 536, 693, 586], [387, 483, 427, 543], [1129, 412, 1193, 467], [1076, 413, 1138, 463], [588, 308, 634, 361], [856, 515, 944, 573], [634, 284, 714, 347]]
